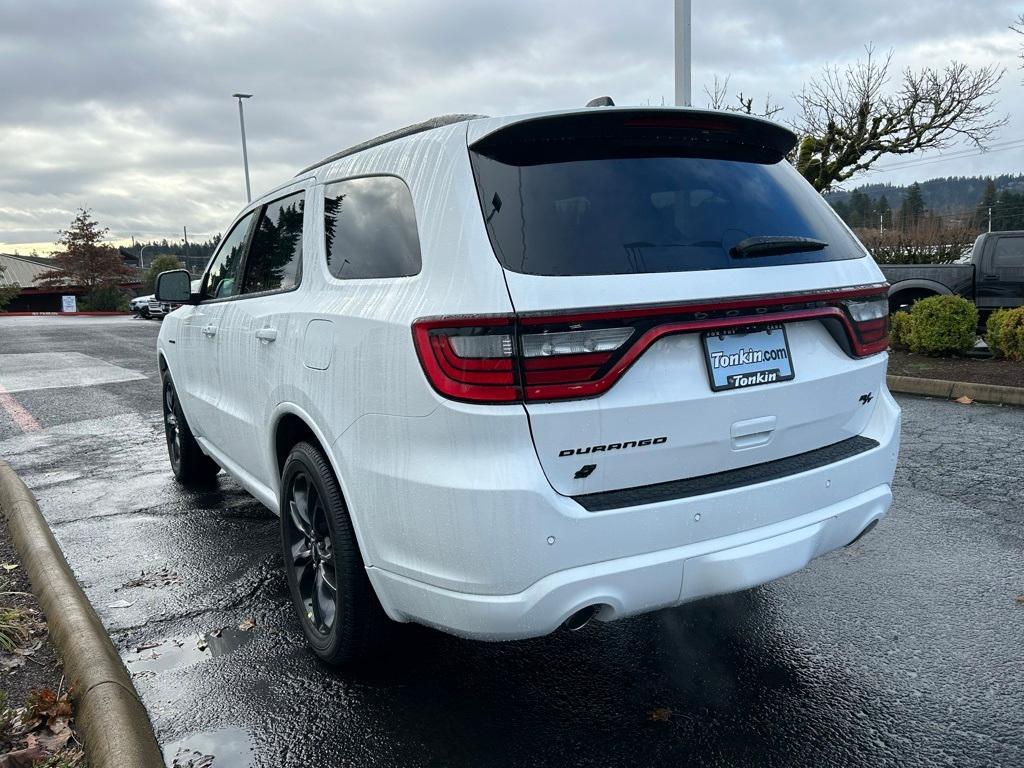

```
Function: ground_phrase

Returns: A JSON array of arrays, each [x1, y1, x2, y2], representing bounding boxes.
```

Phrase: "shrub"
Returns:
[[889, 311, 912, 349], [986, 309, 1010, 358], [81, 284, 128, 312], [989, 306, 1024, 361], [907, 294, 978, 356]]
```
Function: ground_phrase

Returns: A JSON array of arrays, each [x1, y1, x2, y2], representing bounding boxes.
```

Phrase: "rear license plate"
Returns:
[[702, 324, 794, 391]]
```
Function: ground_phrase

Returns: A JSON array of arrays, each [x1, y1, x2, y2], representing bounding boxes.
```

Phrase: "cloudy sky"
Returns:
[[1, 0, 1022, 254]]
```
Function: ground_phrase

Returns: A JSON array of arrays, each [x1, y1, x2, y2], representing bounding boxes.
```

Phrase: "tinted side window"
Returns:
[[203, 211, 255, 300], [242, 192, 305, 294], [324, 176, 421, 279], [993, 237, 1024, 268]]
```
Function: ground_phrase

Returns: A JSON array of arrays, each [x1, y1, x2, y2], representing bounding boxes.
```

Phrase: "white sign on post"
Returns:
[[61, 295, 77, 313]]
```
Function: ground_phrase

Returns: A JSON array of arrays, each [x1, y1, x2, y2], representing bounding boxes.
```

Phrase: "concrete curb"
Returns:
[[887, 374, 1024, 407], [0, 460, 164, 767]]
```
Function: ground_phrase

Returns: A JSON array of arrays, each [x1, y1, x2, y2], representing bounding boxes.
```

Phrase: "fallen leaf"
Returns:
[[1015, 595, 1024, 604], [1, 563, 18, 571], [0, 739, 44, 767], [34, 719, 73, 752], [210, 627, 223, 638], [954, 395, 974, 404], [106, 599, 134, 609], [648, 707, 673, 722], [238, 617, 256, 631], [135, 641, 161, 652]]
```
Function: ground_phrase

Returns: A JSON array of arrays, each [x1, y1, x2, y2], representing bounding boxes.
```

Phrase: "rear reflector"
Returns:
[[413, 285, 889, 404]]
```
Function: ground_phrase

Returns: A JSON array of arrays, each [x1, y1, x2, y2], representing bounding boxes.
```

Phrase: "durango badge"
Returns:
[[559, 437, 667, 457]]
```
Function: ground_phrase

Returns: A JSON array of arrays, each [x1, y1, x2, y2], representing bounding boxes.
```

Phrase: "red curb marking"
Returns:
[[0, 385, 41, 433], [0, 312, 131, 317]]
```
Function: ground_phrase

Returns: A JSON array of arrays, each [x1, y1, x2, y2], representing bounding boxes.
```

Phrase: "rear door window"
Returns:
[[992, 236, 1024, 268], [323, 176, 422, 279], [470, 153, 864, 276], [202, 211, 255, 300], [241, 191, 305, 294]]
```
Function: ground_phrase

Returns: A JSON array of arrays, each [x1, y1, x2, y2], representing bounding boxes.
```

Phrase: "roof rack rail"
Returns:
[[296, 113, 487, 176]]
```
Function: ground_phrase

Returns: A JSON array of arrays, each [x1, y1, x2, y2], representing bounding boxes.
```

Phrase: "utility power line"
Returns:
[[868, 139, 1024, 174]]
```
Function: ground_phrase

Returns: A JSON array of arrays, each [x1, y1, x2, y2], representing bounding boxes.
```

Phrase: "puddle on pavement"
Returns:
[[124, 627, 253, 674], [163, 726, 254, 768]]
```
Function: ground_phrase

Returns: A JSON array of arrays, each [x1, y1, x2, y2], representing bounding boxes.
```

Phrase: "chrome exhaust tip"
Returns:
[[563, 605, 601, 631]]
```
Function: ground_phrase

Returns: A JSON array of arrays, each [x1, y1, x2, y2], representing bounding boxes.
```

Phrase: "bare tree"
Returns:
[[793, 46, 1005, 191], [1014, 15, 1024, 77], [703, 74, 783, 118]]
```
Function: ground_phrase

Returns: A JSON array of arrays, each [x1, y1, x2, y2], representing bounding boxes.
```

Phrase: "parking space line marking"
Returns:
[[0, 385, 41, 433]]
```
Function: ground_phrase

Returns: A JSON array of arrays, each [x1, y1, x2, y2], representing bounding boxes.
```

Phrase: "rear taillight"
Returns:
[[840, 296, 889, 356], [412, 285, 889, 404], [412, 318, 520, 403]]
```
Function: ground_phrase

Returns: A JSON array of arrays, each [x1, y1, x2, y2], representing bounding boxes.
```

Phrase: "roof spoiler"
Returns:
[[469, 108, 798, 166]]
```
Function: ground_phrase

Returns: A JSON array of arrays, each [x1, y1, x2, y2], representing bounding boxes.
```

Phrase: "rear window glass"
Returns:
[[992, 236, 1024, 267], [323, 176, 421, 279], [470, 153, 864, 276]]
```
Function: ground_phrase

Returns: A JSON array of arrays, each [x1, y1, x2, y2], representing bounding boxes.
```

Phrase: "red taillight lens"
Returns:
[[413, 285, 889, 404], [841, 296, 890, 356], [412, 318, 520, 403]]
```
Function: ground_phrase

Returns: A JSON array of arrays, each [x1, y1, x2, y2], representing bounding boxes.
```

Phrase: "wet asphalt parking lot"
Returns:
[[0, 315, 1022, 767]]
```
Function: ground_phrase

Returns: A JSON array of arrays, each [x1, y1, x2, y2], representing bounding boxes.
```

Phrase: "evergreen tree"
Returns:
[[897, 183, 926, 230], [993, 189, 1024, 231], [848, 190, 874, 228], [875, 195, 893, 230], [975, 179, 997, 230], [830, 199, 851, 224]]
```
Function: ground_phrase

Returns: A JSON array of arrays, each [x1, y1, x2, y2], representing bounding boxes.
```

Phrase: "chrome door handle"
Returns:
[[255, 327, 278, 342], [202, 325, 217, 337]]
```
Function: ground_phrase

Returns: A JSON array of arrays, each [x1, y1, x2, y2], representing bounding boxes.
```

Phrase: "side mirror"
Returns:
[[155, 269, 194, 304]]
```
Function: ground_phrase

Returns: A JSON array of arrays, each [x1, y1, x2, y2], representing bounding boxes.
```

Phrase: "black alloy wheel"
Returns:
[[161, 370, 220, 485], [283, 469, 339, 635], [280, 442, 389, 667]]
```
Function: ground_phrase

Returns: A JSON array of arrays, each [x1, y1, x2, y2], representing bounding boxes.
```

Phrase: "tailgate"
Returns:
[[467, 107, 890, 497]]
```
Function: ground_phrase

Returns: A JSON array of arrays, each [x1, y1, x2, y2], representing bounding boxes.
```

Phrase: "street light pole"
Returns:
[[232, 93, 253, 203], [674, 0, 692, 107]]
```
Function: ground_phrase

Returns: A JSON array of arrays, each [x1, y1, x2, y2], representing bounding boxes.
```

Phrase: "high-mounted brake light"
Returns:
[[412, 285, 889, 404]]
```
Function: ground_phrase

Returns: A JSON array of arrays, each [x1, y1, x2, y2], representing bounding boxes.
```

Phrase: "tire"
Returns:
[[280, 441, 389, 667], [161, 370, 220, 486]]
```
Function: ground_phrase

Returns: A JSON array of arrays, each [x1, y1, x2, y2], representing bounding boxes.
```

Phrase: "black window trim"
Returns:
[[199, 186, 310, 305], [319, 172, 424, 282]]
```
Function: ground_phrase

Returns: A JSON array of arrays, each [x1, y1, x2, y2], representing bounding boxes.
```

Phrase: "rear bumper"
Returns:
[[367, 482, 891, 640], [340, 384, 900, 639]]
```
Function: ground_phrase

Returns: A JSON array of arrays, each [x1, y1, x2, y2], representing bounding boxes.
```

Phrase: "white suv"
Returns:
[[156, 107, 900, 666]]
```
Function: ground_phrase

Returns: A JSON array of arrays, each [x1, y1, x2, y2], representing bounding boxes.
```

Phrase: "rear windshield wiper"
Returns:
[[730, 236, 828, 259]]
